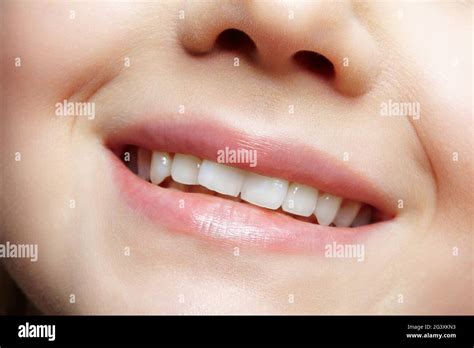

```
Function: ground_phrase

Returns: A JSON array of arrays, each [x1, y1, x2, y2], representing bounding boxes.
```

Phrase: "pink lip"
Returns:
[[106, 119, 395, 253]]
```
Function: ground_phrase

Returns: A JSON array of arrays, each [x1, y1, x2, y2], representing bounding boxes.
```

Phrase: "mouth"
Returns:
[[105, 119, 395, 254]]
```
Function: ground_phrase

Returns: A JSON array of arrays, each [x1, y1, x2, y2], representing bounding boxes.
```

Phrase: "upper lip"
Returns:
[[105, 116, 396, 218]]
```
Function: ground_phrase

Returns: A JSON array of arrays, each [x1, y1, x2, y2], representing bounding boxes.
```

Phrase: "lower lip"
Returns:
[[110, 152, 385, 254]]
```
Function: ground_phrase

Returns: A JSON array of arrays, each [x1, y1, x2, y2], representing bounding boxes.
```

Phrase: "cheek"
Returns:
[[2, 2, 146, 223], [3, 2, 141, 114], [380, 3, 471, 222], [0, 2, 147, 313]]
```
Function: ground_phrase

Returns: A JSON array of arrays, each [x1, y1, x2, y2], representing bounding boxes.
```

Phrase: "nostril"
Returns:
[[293, 51, 335, 80], [215, 28, 257, 55]]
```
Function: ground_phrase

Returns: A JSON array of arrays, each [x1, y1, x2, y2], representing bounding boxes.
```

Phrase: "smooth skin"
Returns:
[[1, 0, 472, 314]]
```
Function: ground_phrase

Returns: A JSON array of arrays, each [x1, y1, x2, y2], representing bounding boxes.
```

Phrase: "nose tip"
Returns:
[[178, 0, 380, 97]]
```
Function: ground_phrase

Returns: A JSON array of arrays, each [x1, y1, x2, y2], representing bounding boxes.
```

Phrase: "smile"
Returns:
[[134, 150, 372, 228], [106, 119, 395, 254]]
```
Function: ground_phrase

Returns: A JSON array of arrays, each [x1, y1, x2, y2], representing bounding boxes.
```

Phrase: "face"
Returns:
[[1, 0, 472, 314]]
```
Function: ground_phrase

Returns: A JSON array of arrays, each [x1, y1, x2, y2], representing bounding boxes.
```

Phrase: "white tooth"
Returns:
[[333, 201, 361, 227], [198, 160, 244, 197], [150, 152, 172, 185], [314, 193, 343, 226], [137, 148, 151, 181], [171, 154, 202, 185], [282, 183, 318, 217], [241, 173, 289, 210], [351, 205, 372, 227]]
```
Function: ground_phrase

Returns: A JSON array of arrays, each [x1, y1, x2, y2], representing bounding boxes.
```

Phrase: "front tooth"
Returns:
[[171, 154, 201, 185], [351, 205, 372, 227], [333, 201, 361, 227], [198, 160, 244, 197], [241, 173, 289, 210], [137, 148, 151, 181], [282, 183, 318, 217], [314, 193, 343, 226], [150, 152, 172, 185]]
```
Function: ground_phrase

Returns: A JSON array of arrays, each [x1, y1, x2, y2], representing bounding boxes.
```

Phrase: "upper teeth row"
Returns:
[[137, 150, 372, 227]]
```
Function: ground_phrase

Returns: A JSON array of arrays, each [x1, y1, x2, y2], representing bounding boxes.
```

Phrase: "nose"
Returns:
[[178, 0, 380, 97]]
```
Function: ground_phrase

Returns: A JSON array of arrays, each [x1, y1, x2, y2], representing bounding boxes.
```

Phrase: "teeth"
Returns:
[[137, 148, 151, 181], [198, 160, 245, 197], [131, 149, 375, 227], [282, 183, 318, 217], [333, 201, 361, 227], [351, 205, 372, 227], [241, 173, 289, 210], [171, 154, 202, 185], [314, 193, 343, 226], [150, 152, 172, 185]]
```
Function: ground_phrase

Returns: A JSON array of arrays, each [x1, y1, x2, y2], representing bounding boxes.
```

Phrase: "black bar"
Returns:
[[0, 315, 472, 346]]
